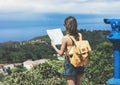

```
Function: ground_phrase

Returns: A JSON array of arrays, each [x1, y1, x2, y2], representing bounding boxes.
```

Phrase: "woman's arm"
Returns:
[[51, 37, 67, 56]]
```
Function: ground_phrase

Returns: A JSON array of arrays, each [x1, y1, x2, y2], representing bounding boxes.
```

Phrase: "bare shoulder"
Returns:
[[62, 35, 73, 45], [61, 35, 69, 42], [62, 35, 69, 40]]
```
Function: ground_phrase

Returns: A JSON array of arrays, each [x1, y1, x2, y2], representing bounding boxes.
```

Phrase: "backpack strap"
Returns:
[[65, 49, 70, 64], [65, 33, 82, 64], [69, 33, 82, 44], [78, 33, 82, 40]]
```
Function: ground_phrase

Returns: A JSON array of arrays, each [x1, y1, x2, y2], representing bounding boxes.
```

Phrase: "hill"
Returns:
[[0, 29, 110, 64]]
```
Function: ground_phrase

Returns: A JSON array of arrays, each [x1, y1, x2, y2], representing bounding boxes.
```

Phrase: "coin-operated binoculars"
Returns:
[[104, 19, 120, 85]]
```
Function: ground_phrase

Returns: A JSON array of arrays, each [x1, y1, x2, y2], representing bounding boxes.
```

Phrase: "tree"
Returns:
[[82, 41, 113, 84]]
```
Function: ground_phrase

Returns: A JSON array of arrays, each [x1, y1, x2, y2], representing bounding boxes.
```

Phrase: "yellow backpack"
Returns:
[[67, 33, 91, 67]]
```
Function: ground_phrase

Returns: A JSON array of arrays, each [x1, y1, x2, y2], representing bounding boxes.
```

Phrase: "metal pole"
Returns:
[[113, 42, 120, 79], [104, 19, 120, 85]]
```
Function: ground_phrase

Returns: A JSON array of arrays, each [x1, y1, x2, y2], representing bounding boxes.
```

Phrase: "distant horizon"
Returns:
[[0, 28, 110, 43], [0, 13, 113, 43]]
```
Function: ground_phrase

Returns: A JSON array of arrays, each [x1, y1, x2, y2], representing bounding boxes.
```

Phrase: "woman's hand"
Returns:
[[51, 41, 62, 55], [51, 37, 66, 56]]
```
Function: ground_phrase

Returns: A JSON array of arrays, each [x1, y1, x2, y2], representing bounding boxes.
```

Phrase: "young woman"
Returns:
[[51, 16, 84, 85]]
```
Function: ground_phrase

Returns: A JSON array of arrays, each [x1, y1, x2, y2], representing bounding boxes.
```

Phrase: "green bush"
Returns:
[[12, 66, 27, 73], [2, 41, 114, 85], [0, 73, 4, 81], [3, 61, 66, 85], [81, 42, 113, 85]]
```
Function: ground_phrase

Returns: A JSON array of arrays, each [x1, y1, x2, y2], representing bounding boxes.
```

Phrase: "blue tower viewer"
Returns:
[[104, 19, 120, 85]]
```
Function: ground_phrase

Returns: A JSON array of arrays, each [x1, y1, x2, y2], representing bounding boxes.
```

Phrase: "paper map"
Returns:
[[46, 28, 63, 45]]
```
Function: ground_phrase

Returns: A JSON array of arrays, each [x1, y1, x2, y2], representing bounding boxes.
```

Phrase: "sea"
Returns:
[[0, 14, 113, 43]]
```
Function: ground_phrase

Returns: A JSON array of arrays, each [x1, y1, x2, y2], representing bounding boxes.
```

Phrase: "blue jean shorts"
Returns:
[[64, 59, 84, 76]]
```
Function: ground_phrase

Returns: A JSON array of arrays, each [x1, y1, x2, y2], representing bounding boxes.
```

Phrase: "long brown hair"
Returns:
[[64, 16, 79, 39]]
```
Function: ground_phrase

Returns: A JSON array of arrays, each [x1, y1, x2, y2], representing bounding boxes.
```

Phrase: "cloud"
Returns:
[[0, 0, 120, 15]]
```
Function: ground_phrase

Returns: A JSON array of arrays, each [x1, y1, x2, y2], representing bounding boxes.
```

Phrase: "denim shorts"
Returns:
[[64, 58, 84, 76]]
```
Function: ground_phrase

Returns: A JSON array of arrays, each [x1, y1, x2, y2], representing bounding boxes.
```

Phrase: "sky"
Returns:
[[0, 0, 120, 42], [0, 0, 120, 20], [0, 0, 120, 15]]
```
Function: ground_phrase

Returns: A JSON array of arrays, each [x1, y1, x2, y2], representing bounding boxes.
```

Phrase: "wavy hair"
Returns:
[[64, 16, 78, 36]]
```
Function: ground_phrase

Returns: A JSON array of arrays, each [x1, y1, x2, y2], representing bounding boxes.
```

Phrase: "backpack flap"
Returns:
[[76, 40, 91, 53], [68, 33, 91, 67]]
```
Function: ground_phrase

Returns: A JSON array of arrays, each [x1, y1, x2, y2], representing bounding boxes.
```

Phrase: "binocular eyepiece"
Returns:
[[104, 19, 109, 24], [104, 18, 120, 40], [104, 19, 120, 28]]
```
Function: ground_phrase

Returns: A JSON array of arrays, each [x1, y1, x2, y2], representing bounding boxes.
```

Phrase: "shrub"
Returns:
[[3, 61, 66, 85]]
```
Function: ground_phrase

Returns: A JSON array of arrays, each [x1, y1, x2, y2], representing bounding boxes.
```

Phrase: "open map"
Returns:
[[46, 28, 63, 45]]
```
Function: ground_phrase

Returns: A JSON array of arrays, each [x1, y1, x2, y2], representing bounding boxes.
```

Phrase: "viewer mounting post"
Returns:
[[104, 19, 120, 85]]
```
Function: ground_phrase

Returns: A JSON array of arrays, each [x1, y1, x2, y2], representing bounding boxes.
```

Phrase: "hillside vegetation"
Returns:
[[0, 29, 113, 85]]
